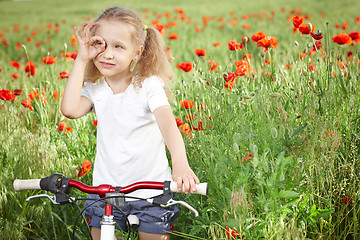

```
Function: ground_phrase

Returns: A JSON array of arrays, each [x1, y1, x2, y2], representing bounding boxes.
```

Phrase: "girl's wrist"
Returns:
[[73, 58, 89, 67]]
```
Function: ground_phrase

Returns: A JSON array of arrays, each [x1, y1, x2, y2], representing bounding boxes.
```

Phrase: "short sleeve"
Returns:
[[145, 77, 170, 112], [81, 82, 94, 104]]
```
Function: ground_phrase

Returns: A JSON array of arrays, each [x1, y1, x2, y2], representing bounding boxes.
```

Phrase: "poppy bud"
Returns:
[[242, 36, 249, 43], [294, 41, 299, 47], [307, 23, 313, 31]]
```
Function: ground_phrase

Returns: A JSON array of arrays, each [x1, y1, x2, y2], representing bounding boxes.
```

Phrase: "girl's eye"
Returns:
[[115, 45, 122, 49], [93, 41, 102, 46]]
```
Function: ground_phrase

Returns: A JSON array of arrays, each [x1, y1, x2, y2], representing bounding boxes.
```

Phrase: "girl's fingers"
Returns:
[[85, 22, 98, 38], [189, 176, 197, 192], [88, 22, 99, 32], [73, 26, 80, 40], [90, 36, 106, 54], [78, 22, 88, 39], [90, 36, 106, 46], [177, 177, 182, 192]]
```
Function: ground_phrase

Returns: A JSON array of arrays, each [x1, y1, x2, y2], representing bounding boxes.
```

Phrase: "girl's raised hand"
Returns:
[[73, 22, 106, 62]]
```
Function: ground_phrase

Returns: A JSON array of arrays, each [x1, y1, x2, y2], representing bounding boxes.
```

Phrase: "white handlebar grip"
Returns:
[[170, 182, 208, 195], [13, 179, 41, 191]]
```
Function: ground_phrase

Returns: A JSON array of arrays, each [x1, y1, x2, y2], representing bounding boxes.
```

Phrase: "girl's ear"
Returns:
[[134, 44, 144, 60]]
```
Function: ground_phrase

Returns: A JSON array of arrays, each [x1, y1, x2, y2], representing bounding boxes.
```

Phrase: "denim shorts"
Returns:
[[83, 194, 179, 234]]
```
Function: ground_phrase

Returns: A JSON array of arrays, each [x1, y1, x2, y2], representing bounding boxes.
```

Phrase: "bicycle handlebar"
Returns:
[[13, 173, 208, 196]]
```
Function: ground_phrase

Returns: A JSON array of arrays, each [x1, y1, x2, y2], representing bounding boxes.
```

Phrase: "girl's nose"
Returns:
[[102, 47, 114, 59]]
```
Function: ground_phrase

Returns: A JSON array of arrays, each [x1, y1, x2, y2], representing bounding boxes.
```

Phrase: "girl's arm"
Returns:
[[154, 105, 200, 194], [60, 60, 92, 119], [61, 22, 105, 119]]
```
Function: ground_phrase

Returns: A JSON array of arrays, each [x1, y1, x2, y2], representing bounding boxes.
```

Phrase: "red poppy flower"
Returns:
[[168, 33, 179, 40], [298, 23, 315, 35], [70, 34, 78, 46], [349, 31, 360, 43], [180, 100, 194, 109], [78, 159, 92, 177], [292, 15, 304, 28], [234, 60, 251, 76], [336, 62, 347, 71], [21, 98, 34, 111], [14, 89, 23, 96], [213, 42, 221, 47], [308, 65, 317, 74], [332, 33, 352, 45], [65, 127, 72, 135], [58, 121, 68, 132], [310, 31, 323, 40], [179, 123, 191, 136], [175, 117, 184, 127], [12, 73, 20, 79], [174, 8, 184, 14], [224, 81, 234, 91], [225, 226, 243, 239], [224, 72, 237, 83], [257, 36, 278, 53], [251, 31, 266, 42], [177, 62, 193, 72], [91, 120, 98, 126], [59, 71, 70, 80], [208, 60, 218, 71], [194, 49, 206, 57], [242, 24, 251, 30], [0, 89, 16, 101], [28, 90, 39, 101], [242, 152, 254, 162], [228, 40, 241, 51], [10, 60, 20, 69], [223, 72, 237, 92], [151, 21, 165, 36], [313, 41, 322, 51], [42, 56, 56, 65], [2, 40, 9, 47], [53, 90, 59, 100], [24, 60, 35, 76]]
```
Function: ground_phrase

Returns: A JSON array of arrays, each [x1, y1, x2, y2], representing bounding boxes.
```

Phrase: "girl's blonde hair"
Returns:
[[84, 7, 172, 90]]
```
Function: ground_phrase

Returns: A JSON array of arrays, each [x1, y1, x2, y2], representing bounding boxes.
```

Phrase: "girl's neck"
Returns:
[[105, 75, 132, 94]]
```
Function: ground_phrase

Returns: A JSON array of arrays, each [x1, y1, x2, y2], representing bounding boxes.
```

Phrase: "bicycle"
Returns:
[[13, 173, 208, 240]]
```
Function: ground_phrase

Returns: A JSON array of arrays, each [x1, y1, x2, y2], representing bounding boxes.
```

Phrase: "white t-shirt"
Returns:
[[81, 76, 172, 199]]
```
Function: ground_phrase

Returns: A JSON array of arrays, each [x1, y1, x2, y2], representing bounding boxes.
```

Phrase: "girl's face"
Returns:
[[93, 19, 142, 82]]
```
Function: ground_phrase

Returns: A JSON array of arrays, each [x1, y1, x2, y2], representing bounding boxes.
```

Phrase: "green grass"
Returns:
[[1, 0, 360, 239]]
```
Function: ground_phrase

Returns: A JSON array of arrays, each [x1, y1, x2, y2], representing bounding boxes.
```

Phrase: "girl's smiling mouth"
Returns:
[[100, 61, 115, 68]]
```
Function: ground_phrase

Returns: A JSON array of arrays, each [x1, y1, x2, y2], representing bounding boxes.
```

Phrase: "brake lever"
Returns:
[[161, 199, 199, 217], [26, 194, 75, 205], [26, 194, 59, 205]]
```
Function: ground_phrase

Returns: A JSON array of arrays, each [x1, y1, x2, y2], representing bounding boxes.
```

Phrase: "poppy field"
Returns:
[[1, 0, 360, 239]]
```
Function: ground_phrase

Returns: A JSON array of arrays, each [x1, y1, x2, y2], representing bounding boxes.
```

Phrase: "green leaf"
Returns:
[[277, 190, 300, 199]]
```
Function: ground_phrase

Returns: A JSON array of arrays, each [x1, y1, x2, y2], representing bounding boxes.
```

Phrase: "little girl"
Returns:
[[60, 6, 199, 240]]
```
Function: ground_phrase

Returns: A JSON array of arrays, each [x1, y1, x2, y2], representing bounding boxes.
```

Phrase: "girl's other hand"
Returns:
[[73, 22, 106, 62], [172, 165, 200, 194]]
